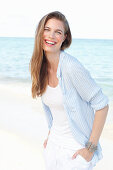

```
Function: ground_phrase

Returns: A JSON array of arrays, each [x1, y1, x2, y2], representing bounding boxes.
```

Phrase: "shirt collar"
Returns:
[[57, 50, 64, 79]]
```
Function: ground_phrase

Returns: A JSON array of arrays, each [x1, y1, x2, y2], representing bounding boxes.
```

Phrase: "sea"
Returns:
[[0, 37, 113, 102]]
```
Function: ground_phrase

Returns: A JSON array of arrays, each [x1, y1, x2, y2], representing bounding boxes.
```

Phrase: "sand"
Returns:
[[0, 81, 113, 170]]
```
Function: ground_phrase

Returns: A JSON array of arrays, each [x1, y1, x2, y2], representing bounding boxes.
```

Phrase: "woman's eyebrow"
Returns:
[[44, 26, 50, 29], [44, 26, 63, 32], [55, 29, 63, 33]]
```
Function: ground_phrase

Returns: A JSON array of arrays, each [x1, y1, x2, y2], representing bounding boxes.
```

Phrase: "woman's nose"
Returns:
[[49, 31, 55, 38]]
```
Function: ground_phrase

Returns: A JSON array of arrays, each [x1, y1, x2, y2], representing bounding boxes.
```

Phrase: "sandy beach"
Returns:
[[0, 81, 113, 170]]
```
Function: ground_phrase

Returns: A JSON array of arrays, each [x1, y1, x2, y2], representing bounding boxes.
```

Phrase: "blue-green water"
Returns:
[[0, 37, 113, 101]]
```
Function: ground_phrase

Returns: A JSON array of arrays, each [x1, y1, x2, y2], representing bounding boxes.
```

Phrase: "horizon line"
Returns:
[[0, 36, 113, 41]]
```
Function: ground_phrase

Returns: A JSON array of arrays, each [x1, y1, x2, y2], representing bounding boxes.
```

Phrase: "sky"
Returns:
[[0, 0, 113, 39]]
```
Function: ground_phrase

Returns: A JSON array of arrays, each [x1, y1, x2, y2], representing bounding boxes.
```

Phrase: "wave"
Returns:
[[0, 75, 31, 84]]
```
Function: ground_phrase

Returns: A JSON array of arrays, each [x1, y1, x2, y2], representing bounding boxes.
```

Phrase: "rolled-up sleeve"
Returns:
[[89, 89, 109, 110], [69, 57, 109, 110], [41, 99, 53, 129]]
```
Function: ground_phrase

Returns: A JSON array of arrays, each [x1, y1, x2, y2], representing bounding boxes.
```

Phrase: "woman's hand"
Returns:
[[72, 148, 94, 162], [43, 130, 50, 148], [43, 138, 48, 148]]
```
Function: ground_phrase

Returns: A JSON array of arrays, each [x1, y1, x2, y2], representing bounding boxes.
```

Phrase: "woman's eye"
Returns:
[[44, 28, 49, 31], [57, 31, 61, 34]]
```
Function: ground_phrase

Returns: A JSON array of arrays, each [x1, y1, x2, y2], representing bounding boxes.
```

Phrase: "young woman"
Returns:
[[30, 11, 109, 170]]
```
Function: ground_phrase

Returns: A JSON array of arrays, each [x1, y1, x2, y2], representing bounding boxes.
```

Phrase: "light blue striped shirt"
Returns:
[[41, 51, 109, 166]]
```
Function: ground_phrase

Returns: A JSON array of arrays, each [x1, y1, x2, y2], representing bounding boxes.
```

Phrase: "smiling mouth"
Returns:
[[45, 39, 56, 46]]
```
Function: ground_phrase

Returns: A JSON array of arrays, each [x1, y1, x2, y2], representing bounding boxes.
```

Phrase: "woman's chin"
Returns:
[[43, 48, 58, 54]]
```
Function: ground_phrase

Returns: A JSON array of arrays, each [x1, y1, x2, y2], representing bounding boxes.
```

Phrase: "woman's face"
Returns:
[[43, 18, 66, 54]]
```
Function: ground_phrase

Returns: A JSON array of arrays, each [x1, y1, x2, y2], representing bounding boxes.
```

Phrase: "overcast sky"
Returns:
[[0, 0, 113, 39]]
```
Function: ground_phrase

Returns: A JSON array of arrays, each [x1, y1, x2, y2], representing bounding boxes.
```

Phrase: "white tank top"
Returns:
[[42, 84, 83, 150]]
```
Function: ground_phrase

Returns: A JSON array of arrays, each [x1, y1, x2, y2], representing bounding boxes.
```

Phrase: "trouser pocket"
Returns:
[[66, 150, 92, 170]]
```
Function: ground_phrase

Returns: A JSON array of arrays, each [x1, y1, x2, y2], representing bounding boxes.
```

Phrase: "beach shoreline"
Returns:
[[0, 81, 113, 170]]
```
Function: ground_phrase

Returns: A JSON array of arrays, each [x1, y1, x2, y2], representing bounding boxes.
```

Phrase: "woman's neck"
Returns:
[[45, 51, 60, 72]]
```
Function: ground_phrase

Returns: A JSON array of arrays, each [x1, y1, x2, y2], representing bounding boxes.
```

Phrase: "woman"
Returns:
[[30, 11, 109, 170]]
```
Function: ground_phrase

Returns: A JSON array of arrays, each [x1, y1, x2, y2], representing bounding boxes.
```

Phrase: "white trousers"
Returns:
[[43, 139, 93, 170]]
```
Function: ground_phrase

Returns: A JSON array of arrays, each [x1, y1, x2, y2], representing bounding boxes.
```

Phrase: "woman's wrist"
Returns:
[[85, 141, 98, 153], [47, 130, 50, 139]]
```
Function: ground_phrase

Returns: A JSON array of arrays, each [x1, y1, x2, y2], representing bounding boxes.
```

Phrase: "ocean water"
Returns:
[[0, 37, 113, 101]]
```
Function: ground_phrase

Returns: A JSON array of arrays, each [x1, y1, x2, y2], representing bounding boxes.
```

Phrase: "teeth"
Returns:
[[46, 40, 55, 45]]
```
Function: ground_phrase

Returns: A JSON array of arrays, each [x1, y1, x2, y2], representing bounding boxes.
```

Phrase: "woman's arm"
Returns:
[[47, 130, 51, 139], [41, 99, 53, 130], [72, 105, 109, 161], [89, 104, 109, 145]]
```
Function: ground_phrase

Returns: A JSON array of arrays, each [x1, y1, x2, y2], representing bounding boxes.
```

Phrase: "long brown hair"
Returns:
[[29, 11, 72, 98]]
